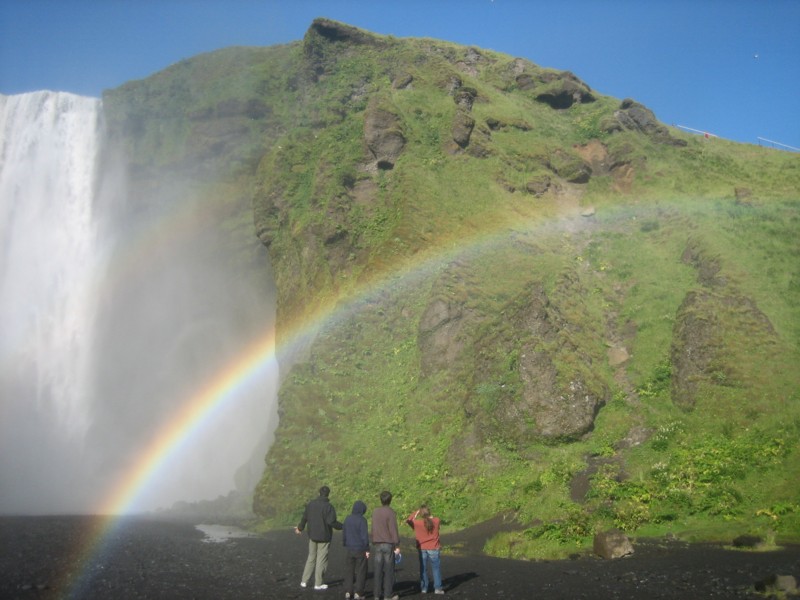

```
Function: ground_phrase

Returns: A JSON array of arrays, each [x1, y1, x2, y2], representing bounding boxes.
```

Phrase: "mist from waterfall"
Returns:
[[0, 91, 278, 515]]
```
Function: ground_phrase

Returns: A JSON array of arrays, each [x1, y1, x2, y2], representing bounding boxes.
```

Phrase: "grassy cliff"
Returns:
[[104, 19, 800, 558]]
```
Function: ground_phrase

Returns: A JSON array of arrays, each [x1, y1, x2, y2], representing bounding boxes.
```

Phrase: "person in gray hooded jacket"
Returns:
[[342, 500, 370, 599]]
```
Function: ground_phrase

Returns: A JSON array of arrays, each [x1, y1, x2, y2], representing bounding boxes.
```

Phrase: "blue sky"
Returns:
[[1, 0, 798, 148]]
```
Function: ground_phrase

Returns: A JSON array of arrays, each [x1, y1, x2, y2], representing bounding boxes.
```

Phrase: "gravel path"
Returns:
[[1, 516, 797, 599]]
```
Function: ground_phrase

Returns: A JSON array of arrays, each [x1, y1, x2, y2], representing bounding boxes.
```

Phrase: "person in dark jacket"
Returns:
[[342, 500, 370, 599], [295, 485, 343, 590]]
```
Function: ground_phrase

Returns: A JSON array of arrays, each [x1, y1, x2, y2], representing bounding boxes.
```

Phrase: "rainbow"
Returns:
[[98, 331, 277, 516], [59, 198, 591, 597]]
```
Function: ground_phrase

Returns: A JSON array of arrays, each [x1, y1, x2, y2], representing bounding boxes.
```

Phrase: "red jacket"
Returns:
[[406, 513, 441, 550]]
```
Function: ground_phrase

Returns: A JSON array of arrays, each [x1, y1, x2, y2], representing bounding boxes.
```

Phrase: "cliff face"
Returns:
[[103, 19, 800, 552]]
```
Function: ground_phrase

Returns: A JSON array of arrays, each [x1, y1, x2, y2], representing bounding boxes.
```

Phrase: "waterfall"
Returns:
[[0, 92, 100, 440], [0, 92, 277, 514]]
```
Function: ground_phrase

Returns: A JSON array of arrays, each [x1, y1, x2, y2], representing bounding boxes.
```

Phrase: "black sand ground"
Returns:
[[1, 515, 797, 599]]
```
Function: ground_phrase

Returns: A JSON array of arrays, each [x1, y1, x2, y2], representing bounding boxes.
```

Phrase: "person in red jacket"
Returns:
[[406, 505, 444, 594]]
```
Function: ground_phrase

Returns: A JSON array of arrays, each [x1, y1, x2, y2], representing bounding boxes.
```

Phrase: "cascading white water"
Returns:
[[0, 91, 278, 515], [0, 92, 100, 441]]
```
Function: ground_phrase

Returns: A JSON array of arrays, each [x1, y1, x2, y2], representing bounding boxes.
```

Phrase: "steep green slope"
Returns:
[[104, 19, 800, 557]]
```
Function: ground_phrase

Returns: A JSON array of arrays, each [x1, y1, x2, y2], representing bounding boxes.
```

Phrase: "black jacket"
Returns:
[[297, 495, 342, 542]]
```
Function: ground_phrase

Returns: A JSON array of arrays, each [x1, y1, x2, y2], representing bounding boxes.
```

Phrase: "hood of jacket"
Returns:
[[351, 500, 367, 516]]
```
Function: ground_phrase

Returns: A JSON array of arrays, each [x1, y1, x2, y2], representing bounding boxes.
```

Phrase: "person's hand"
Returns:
[[365, 551, 370, 559], [394, 547, 400, 554], [294, 527, 301, 535]]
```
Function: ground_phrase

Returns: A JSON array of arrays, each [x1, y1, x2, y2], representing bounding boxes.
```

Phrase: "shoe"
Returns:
[[345, 594, 351, 599], [435, 590, 445, 595], [315, 584, 329, 590], [390, 595, 400, 600], [301, 582, 307, 588]]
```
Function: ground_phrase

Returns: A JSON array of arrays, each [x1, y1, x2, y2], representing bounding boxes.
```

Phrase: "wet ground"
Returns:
[[0, 515, 797, 599]]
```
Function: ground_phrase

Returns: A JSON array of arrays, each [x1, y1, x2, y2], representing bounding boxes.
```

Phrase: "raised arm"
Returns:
[[405, 509, 419, 528]]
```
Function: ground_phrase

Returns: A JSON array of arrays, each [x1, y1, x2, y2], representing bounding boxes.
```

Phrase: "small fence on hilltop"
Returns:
[[756, 137, 800, 152], [675, 125, 799, 152]]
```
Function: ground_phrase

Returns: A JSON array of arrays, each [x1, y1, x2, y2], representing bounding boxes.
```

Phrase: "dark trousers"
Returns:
[[344, 549, 368, 596], [373, 543, 395, 599]]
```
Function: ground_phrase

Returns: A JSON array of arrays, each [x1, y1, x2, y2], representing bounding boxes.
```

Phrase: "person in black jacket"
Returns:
[[342, 500, 370, 599], [295, 485, 343, 590]]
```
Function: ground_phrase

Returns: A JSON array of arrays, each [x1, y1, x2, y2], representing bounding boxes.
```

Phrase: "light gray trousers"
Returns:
[[301, 539, 330, 587]]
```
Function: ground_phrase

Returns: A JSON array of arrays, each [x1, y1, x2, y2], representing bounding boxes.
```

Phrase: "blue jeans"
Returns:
[[418, 549, 442, 592], [373, 543, 396, 598]]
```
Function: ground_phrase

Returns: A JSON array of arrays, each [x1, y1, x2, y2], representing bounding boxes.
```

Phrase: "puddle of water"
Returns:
[[196, 523, 257, 543]]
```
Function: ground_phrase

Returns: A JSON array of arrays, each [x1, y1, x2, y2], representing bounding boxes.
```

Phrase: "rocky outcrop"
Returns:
[[479, 281, 609, 442], [681, 237, 726, 288], [303, 18, 385, 79], [517, 350, 603, 440], [307, 18, 379, 45], [519, 283, 608, 440], [514, 69, 595, 109], [451, 111, 476, 149], [418, 263, 475, 376], [670, 238, 777, 409], [392, 72, 413, 90], [454, 86, 478, 111], [455, 47, 486, 76], [253, 189, 284, 248], [671, 288, 777, 409], [609, 99, 687, 146], [364, 100, 406, 169], [670, 290, 720, 409], [444, 79, 478, 152], [549, 149, 592, 184], [535, 74, 596, 109], [418, 297, 467, 376], [525, 175, 551, 196]]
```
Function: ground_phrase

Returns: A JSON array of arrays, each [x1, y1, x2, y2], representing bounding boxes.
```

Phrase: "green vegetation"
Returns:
[[103, 18, 800, 559]]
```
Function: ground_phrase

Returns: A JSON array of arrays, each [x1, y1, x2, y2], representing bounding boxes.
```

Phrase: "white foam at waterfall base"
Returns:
[[0, 91, 278, 514]]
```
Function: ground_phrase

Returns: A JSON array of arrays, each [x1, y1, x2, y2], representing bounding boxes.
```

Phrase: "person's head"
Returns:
[[379, 490, 392, 506], [419, 504, 434, 532], [319, 485, 330, 498]]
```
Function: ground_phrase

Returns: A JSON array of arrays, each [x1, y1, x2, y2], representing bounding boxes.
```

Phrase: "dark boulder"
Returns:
[[392, 72, 413, 90], [525, 176, 551, 196], [364, 102, 406, 169], [454, 87, 478, 111], [732, 534, 763, 548], [593, 529, 634, 559], [452, 111, 476, 148], [755, 574, 798, 596]]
